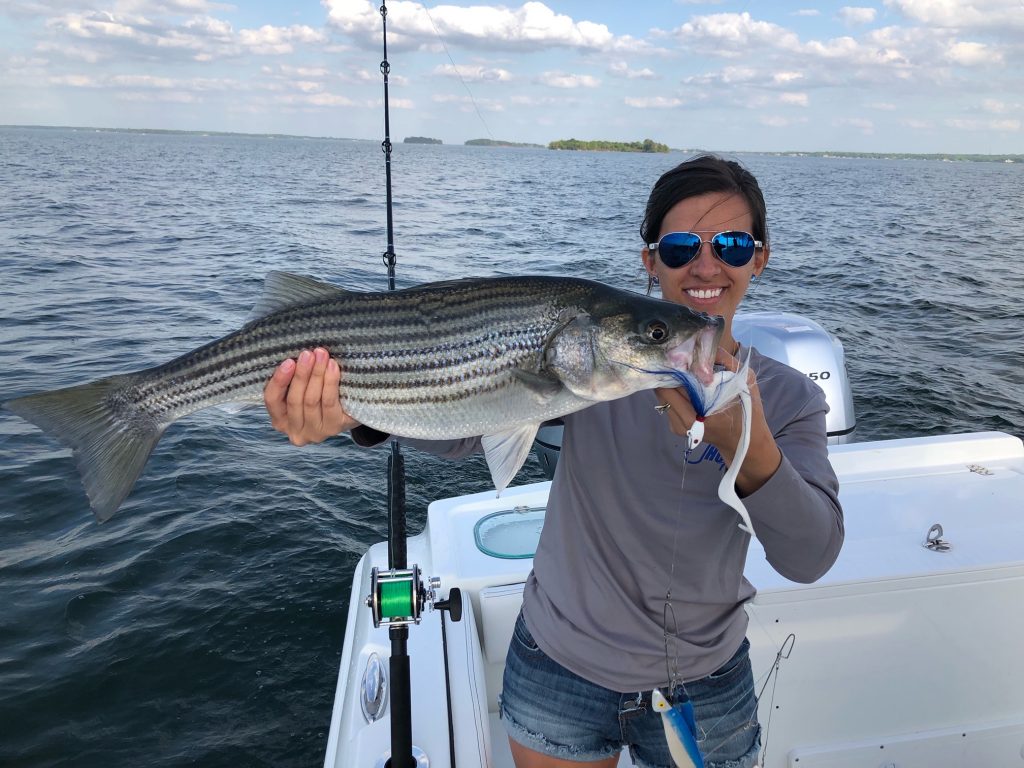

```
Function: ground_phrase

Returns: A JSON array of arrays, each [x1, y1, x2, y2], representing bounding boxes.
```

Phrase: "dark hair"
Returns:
[[640, 154, 769, 251]]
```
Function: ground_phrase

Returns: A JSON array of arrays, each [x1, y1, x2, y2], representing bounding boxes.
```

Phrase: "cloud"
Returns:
[[884, 0, 1024, 30], [838, 7, 878, 25], [759, 115, 807, 127], [981, 98, 1009, 113], [237, 24, 326, 55], [432, 93, 506, 111], [432, 63, 512, 82], [946, 117, 1021, 131], [772, 71, 804, 84], [792, 9, 821, 16], [43, 10, 327, 60], [624, 96, 683, 108], [323, 0, 640, 53], [672, 12, 802, 55], [835, 116, 875, 133], [537, 71, 600, 88], [780, 92, 809, 106], [608, 61, 657, 80], [944, 41, 1002, 66]]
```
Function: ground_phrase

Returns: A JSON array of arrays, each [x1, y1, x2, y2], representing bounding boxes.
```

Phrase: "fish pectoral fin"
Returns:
[[511, 369, 563, 399], [481, 423, 542, 495], [247, 271, 349, 321]]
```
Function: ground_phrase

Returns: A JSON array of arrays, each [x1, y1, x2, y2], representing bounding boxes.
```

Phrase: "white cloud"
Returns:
[[981, 98, 1008, 113], [673, 12, 802, 54], [759, 115, 806, 127], [508, 94, 580, 107], [839, 7, 878, 25], [885, 0, 1024, 30], [772, 71, 804, 84], [608, 61, 657, 80], [49, 74, 99, 87], [44, 11, 327, 60], [432, 93, 506, 111], [237, 24, 326, 55], [323, 0, 637, 52], [899, 117, 932, 129], [869, 101, 898, 110], [792, 9, 821, 16], [945, 41, 1001, 66], [780, 92, 809, 106], [624, 96, 683, 108], [946, 117, 1020, 131], [835, 116, 876, 133], [432, 63, 513, 82], [537, 71, 600, 88]]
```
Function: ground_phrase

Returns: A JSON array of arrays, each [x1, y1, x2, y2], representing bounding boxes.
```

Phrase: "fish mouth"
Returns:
[[667, 324, 721, 386]]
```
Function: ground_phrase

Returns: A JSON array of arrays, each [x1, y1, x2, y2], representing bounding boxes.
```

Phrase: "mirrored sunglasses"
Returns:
[[648, 231, 763, 269]]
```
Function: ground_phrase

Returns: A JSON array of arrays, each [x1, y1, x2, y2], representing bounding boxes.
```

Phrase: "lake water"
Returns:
[[1, 126, 1021, 767]]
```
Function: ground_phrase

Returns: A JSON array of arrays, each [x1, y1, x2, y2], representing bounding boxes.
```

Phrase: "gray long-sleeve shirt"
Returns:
[[365, 346, 844, 692]]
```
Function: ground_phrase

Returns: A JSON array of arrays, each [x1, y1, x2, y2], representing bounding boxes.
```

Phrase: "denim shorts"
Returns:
[[499, 612, 760, 768]]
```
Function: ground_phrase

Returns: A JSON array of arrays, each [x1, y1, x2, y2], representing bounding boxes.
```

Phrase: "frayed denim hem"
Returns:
[[499, 701, 622, 763]]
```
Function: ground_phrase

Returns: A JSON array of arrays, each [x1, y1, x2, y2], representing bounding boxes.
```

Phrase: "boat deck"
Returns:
[[326, 431, 1024, 768]]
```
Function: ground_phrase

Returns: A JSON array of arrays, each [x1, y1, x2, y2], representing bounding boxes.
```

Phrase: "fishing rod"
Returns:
[[367, 4, 462, 767], [378, 4, 414, 767]]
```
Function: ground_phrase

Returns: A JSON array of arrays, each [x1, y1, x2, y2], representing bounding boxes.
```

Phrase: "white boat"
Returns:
[[322, 317, 1024, 768]]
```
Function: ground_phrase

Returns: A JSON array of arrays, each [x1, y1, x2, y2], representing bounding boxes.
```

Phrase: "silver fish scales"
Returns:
[[5, 272, 722, 521]]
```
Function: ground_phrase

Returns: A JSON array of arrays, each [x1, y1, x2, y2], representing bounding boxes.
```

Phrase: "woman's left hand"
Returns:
[[655, 347, 782, 495]]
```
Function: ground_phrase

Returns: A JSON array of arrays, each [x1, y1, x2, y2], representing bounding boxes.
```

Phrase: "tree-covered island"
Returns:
[[403, 136, 442, 144], [548, 138, 670, 153], [465, 138, 545, 148]]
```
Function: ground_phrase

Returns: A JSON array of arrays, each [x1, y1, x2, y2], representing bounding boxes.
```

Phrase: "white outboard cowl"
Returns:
[[532, 312, 856, 479], [732, 312, 856, 445]]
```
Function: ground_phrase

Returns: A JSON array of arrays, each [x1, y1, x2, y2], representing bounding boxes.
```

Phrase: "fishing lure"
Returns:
[[673, 361, 756, 536], [652, 687, 704, 768]]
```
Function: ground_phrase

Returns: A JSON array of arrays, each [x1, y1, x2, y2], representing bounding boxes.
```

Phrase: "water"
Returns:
[[1, 127, 1021, 767]]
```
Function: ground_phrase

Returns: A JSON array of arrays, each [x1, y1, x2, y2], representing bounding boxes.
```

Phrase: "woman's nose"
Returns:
[[689, 242, 720, 276]]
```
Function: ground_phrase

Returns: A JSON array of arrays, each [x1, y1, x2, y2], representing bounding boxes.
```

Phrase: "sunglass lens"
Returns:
[[712, 232, 756, 267], [657, 232, 701, 268]]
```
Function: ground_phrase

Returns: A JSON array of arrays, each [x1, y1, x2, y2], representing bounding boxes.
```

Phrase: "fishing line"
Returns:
[[421, 4, 496, 141]]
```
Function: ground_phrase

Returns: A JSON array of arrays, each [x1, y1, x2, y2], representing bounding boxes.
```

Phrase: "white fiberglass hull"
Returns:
[[327, 431, 1024, 768]]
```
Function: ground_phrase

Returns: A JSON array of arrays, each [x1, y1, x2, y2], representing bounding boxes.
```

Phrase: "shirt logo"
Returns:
[[685, 443, 726, 472]]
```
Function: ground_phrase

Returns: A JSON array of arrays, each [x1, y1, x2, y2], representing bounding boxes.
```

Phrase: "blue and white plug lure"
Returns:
[[674, 361, 756, 537], [652, 687, 704, 768]]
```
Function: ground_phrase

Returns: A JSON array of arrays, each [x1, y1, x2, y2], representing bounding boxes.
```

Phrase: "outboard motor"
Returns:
[[733, 312, 856, 445], [532, 311, 856, 480]]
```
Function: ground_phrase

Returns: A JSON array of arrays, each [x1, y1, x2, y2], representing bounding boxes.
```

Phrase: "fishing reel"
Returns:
[[365, 565, 463, 628]]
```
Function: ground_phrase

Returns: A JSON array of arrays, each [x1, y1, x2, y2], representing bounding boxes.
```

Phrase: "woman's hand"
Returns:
[[264, 347, 360, 445], [655, 346, 782, 495]]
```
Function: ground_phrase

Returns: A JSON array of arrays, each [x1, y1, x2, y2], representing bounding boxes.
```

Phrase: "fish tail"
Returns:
[[5, 374, 165, 521]]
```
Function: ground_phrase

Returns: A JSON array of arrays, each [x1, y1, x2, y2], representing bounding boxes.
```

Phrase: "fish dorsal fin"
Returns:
[[481, 422, 542, 496], [248, 271, 349, 321]]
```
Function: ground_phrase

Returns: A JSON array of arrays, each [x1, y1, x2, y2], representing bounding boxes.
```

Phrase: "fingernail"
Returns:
[[281, 358, 296, 374], [298, 350, 312, 365], [314, 348, 327, 364]]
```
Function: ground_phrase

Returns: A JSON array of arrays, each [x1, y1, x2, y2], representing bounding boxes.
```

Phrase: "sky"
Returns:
[[1, 0, 1022, 153]]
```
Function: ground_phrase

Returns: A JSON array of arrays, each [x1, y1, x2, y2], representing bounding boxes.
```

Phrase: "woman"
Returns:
[[264, 155, 844, 768]]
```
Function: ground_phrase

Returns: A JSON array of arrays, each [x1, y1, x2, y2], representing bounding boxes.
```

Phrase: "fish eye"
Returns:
[[645, 320, 669, 343]]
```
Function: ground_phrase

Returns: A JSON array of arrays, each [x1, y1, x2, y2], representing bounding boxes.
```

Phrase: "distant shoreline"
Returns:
[[2, 125, 1020, 163]]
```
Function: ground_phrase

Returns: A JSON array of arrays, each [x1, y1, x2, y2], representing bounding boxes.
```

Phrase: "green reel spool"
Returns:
[[366, 566, 424, 627]]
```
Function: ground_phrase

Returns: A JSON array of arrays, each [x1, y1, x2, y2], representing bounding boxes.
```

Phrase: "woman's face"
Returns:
[[642, 191, 768, 347]]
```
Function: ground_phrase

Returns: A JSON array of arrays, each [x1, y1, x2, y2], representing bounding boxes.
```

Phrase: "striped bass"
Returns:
[[5, 272, 723, 521]]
